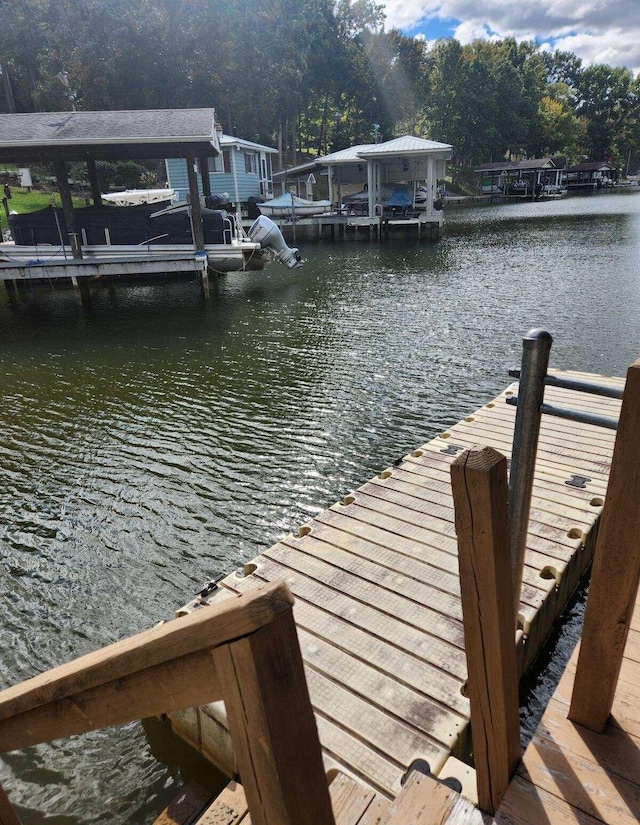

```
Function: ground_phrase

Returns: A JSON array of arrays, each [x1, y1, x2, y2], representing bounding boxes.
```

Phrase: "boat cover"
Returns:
[[9, 204, 232, 246]]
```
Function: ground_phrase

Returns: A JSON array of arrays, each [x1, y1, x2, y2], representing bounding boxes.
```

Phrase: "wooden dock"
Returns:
[[0, 250, 208, 282], [169, 369, 621, 799]]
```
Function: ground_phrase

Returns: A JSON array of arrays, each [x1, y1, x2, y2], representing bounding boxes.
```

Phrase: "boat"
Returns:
[[100, 188, 177, 206], [3, 202, 302, 273], [257, 193, 332, 218]]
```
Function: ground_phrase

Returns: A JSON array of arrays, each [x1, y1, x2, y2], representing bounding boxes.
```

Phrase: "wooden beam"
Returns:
[[450, 446, 520, 815], [0, 648, 222, 752], [198, 156, 211, 197], [185, 151, 205, 251], [0, 581, 292, 726], [86, 158, 102, 206], [215, 609, 335, 825], [0, 782, 21, 825], [569, 359, 640, 732], [53, 155, 82, 259]]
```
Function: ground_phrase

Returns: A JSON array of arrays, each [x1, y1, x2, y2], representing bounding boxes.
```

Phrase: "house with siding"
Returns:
[[166, 133, 277, 210]]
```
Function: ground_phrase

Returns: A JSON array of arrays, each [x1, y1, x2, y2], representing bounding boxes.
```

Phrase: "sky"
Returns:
[[380, 1, 640, 75]]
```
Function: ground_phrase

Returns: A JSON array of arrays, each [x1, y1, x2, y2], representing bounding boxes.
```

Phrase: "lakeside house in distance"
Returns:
[[166, 132, 277, 211]]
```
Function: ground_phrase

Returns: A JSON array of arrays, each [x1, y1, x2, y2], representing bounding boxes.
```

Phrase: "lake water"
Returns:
[[2, 190, 640, 822]]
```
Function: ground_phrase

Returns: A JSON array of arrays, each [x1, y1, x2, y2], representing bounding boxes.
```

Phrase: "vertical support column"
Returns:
[[509, 329, 553, 617], [86, 158, 102, 206], [53, 156, 82, 259], [367, 161, 374, 220], [426, 155, 434, 217], [4, 280, 18, 302], [185, 151, 205, 252], [569, 358, 640, 732], [198, 156, 211, 198], [327, 165, 334, 207], [451, 446, 520, 815], [215, 609, 336, 825]]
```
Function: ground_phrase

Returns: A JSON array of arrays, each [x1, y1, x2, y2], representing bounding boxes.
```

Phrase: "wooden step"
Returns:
[[378, 769, 483, 824]]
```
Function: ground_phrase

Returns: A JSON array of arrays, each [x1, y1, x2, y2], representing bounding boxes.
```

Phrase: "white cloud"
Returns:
[[379, 0, 640, 72]]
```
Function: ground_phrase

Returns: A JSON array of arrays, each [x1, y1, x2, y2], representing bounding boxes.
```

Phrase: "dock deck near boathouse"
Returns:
[[169, 367, 621, 800]]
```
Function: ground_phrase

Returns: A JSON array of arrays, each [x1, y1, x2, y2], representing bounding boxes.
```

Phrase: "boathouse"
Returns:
[[563, 160, 616, 190], [165, 132, 278, 210], [275, 135, 452, 238], [0, 108, 221, 259], [475, 157, 565, 198]]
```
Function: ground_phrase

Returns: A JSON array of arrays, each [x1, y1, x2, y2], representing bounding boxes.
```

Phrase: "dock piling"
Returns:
[[451, 446, 520, 815]]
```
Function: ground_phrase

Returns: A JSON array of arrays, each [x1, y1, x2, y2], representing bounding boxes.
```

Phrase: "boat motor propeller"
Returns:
[[248, 216, 302, 269]]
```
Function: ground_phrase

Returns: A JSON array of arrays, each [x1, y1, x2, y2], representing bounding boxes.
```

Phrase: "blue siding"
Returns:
[[166, 148, 266, 205]]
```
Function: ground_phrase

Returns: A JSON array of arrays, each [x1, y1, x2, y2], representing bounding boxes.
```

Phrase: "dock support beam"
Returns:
[[569, 358, 640, 732], [54, 155, 82, 259], [186, 151, 206, 253], [87, 158, 102, 206], [451, 446, 520, 815]]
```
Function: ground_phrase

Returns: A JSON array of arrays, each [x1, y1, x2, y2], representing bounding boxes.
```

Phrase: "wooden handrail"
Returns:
[[0, 580, 336, 825]]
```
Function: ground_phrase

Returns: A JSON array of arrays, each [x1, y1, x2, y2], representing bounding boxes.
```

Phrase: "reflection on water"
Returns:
[[1, 191, 640, 821]]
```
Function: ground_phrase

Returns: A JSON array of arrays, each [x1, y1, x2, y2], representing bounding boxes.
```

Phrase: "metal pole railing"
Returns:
[[509, 329, 553, 618]]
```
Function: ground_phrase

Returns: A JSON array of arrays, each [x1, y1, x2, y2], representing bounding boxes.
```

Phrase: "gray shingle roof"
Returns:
[[0, 108, 217, 144], [0, 108, 219, 162]]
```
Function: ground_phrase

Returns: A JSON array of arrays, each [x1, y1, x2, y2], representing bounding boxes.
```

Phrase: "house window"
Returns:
[[244, 152, 257, 174], [209, 151, 231, 173]]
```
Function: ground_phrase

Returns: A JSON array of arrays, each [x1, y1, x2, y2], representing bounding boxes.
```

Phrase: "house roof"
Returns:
[[565, 161, 616, 172], [475, 158, 560, 173], [220, 134, 277, 154], [0, 108, 220, 163]]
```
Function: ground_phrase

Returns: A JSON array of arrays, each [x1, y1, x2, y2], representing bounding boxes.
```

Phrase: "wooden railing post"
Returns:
[[569, 359, 640, 732], [451, 446, 521, 815], [215, 607, 335, 825]]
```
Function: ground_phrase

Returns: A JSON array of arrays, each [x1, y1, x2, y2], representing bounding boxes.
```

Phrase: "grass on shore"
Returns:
[[3, 189, 87, 214]]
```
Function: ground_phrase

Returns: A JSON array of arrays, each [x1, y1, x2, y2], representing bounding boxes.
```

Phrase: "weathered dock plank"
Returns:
[[170, 371, 619, 799], [495, 588, 640, 825]]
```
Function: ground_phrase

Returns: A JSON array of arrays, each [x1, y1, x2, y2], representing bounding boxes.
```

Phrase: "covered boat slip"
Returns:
[[273, 136, 452, 241], [169, 368, 620, 799], [0, 109, 266, 287]]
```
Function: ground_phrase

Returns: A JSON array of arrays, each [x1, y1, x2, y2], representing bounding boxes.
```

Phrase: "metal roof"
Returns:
[[358, 136, 452, 157], [274, 136, 452, 179], [0, 108, 220, 163], [220, 133, 278, 154], [475, 158, 560, 173]]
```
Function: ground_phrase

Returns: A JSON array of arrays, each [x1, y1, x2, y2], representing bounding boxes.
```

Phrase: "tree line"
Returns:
[[1, 0, 639, 174]]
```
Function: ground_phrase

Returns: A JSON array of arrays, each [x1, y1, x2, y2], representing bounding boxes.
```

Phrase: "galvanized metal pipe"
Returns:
[[506, 397, 618, 430], [508, 370, 623, 400], [509, 329, 553, 620]]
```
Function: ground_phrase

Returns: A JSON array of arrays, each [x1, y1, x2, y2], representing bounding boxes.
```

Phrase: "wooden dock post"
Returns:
[[451, 446, 521, 815], [569, 358, 640, 732], [214, 608, 335, 825], [0, 781, 21, 825], [185, 151, 205, 253], [53, 155, 82, 260]]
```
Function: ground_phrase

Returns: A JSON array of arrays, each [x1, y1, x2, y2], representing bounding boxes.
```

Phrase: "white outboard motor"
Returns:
[[248, 215, 303, 269]]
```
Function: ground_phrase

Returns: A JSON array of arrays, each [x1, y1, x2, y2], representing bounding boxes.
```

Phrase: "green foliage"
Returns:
[[0, 0, 638, 169]]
